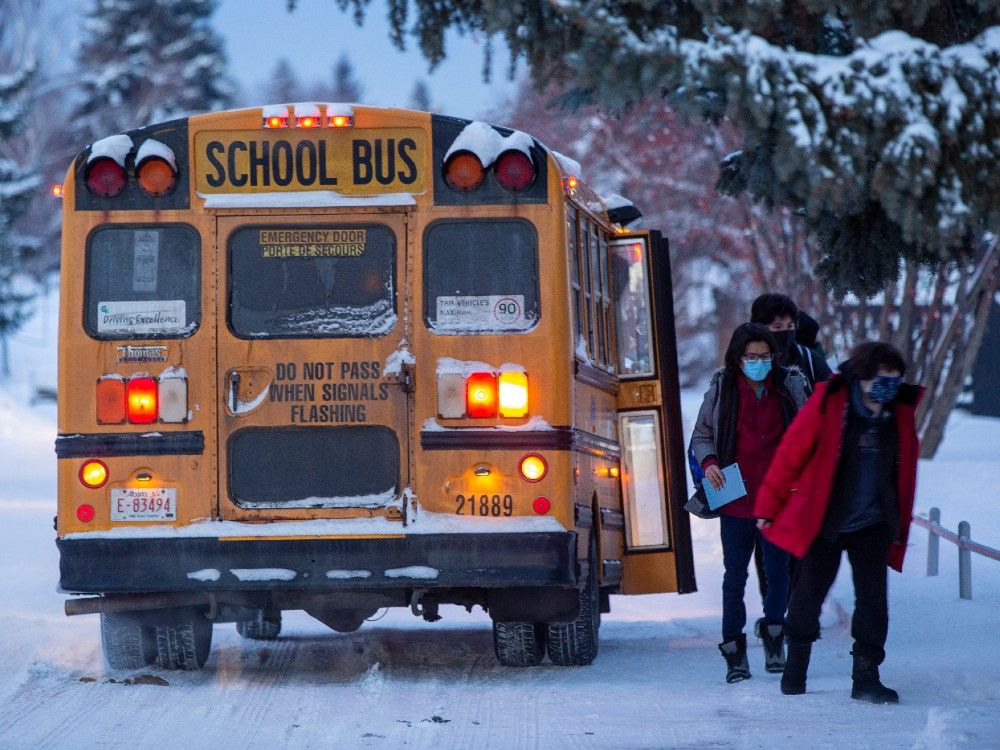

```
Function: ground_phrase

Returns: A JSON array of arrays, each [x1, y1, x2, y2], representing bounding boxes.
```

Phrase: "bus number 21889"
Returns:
[[455, 494, 514, 517]]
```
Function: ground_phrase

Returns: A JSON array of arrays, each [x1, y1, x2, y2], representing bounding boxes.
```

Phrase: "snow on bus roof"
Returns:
[[135, 138, 176, 169], [551, 150, 582, 178], [88, 134, 133, 165]]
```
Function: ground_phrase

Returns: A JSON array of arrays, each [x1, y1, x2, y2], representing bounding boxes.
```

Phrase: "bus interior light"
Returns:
[[465, 372, 498, 418], [494, 150, 535, 191], [85, 157, 126, 197], [136, 156, 177, 196], [96, 376, 127, 424], [498, 371, 529, 418], [126, 376, 158, 424], [79, 460, 109, 489], [443, 151, 485, 191]]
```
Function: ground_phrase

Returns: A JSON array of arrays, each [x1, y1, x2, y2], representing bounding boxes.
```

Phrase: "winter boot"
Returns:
[[719, 634, 751, 683], [780, 641, 812, 695], [755, 617, 786, 673], [851, 653, 899, 704]]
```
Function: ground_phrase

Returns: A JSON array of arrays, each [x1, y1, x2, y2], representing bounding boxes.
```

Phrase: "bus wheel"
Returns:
[[153, 610, 213, 670], [492, 621, 547, 667], [546, 534, 600, 666], [236, 609, 282, 640], [101, 612, 154, 669]]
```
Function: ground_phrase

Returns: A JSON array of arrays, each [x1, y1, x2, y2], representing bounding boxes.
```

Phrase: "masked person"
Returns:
[[691, 323, 808, 683], [754, 342, 922, 703], [751, 293, 832, 391]]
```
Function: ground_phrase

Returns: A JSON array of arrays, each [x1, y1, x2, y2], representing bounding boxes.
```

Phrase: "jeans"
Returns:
[[785, 523, 890, 664], [720, 514, 790, 641]]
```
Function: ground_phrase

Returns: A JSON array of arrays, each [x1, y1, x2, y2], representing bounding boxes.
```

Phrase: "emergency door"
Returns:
[[215, 212, 411, 522], [611, 231, 696, 594]]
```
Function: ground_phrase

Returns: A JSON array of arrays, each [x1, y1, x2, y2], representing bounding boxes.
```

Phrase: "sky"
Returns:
[[215, 0, 519, 121]]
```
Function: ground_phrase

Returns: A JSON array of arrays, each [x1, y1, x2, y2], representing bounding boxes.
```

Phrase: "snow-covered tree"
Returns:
[[329, 0, 1000, 300], [75, 0, 235, 140], [313, 54, 364, 102], [408, 79, 433, 112], [0, 14, 41, 377], [261, 58, 304, 104]]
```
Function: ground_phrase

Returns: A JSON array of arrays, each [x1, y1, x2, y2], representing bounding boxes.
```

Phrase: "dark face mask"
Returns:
[[774, 330, 796, 358], [869, 375, 902, 404]]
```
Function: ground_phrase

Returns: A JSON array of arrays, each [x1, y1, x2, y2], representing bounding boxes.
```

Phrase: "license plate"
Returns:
[[111, 488, 177, 522]]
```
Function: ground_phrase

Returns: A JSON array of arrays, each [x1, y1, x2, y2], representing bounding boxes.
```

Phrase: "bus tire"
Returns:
[[492, 621, 547, 667], [101, 612, 154, 669], [546, 534, 600, 666], [154, 613, 213, 670], [236, 610, 282, 640]]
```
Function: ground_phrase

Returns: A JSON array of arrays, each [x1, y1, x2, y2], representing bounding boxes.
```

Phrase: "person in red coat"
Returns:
[[755, 341, 922, 703]]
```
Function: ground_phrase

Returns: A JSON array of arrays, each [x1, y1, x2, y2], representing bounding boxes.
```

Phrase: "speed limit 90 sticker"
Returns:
[[435, 295, 525, 330]]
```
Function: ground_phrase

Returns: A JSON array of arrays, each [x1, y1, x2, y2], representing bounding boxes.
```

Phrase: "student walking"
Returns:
[[691, 323, 808, 683], [751, 293, 832, 391], [755, 341, 922, 703]]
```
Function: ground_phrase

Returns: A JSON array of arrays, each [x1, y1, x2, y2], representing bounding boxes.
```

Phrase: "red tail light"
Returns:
[[85, 157, 126, 197], [127, 377, 158, 424], [76, 504, 96, 522], [494, 150, 535, 190], [466, 372, 498, 418], [444, 151, 485, 191], [532, 496, 551, 515]]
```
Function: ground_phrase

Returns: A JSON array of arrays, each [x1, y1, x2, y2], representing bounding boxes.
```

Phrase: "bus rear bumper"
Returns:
[[56, 532, 578, 594]]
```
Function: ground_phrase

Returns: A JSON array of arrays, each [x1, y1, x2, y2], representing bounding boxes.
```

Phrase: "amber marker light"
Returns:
[[563, 175, 579, 192], [96, 376, 127, 424], [466, 372, 498, 418], [137, 157, 176, 196], [297, 115, 319, 128], [79, 459, 109, 489], [520, 454, 547, 483], [51, 184, 63, 198], [264, 115, 288, 128], [498, 371, 529, 418], [444, 151, 485, 191], [328, 114, 352, 127]]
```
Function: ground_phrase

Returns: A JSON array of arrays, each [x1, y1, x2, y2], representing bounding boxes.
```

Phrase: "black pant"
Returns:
[[785, 523, 890, 665]]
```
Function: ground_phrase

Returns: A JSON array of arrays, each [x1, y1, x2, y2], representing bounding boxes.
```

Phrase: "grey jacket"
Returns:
[[690, 366, 809, 469]]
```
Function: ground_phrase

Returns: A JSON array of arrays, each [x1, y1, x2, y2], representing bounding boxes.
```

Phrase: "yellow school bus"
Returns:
[[55, 103, 695, 670]]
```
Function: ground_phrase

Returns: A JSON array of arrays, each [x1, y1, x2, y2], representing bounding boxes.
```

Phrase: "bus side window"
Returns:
[[579, 216, 596, 358], [588, 221, 607, 367], [611, 240, 655, 377], [598, 232, 614, 372], [566, 205, 585, 354]]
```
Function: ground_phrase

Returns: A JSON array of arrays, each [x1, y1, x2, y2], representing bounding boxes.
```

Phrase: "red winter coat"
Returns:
[[754, 375, 923, 572]]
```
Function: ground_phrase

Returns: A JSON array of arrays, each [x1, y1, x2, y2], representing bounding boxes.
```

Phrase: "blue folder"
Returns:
[[704, 463, 748, 510]]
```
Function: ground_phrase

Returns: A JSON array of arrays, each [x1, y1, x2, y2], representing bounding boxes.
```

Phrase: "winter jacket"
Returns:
[[690, 365, 809, 471], [786, 343, 832, 391], [754, 372, 923, 572]]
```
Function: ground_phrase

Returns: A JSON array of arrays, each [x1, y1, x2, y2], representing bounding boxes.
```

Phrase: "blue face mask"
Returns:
[[741, 359, 772, 382], [869, 375, 902, 404]]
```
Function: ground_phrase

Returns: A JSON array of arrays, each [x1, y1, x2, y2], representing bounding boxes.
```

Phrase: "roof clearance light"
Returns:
[[136, 156, 176, 196], [79, 459, 109, 489], [96, 377, 127, 424], [297, 115, 319, 128], [85, 157, 126, 197], [563, 176, 579, 193], [127, 376, 158, 424], [495, 150, 536, 191], [520, 454, 547, 483], [444, 151, 485, 191], [264, 115, 288, 128], [51, 184, 63, 198], [466, 371, 498, 418], [327, 114, 352, 128], [498, 371, 529, 418]]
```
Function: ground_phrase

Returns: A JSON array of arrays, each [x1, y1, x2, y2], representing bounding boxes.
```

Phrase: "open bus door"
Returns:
[[610, 230, 696, 595]]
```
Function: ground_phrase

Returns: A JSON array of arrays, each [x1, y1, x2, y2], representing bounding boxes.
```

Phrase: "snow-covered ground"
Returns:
[[0, 289, 998, 748]]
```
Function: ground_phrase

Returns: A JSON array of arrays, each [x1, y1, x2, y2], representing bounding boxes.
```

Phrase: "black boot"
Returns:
[[719, 634, 751, 683], [851, 652, 899, 703], [755, 617, 786, 673], [781, 641, 811, 695]]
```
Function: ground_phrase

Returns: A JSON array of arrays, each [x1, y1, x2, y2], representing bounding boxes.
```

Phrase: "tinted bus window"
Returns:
[[424, 219, 539, 333], [228, 224, 396, 339], [84, 225, 200, 339]]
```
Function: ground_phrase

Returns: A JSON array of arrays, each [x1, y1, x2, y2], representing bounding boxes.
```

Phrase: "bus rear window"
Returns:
[[228, 224, 396, 339], [84, 225, 200, 339], [423, 219, 539, 334]]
